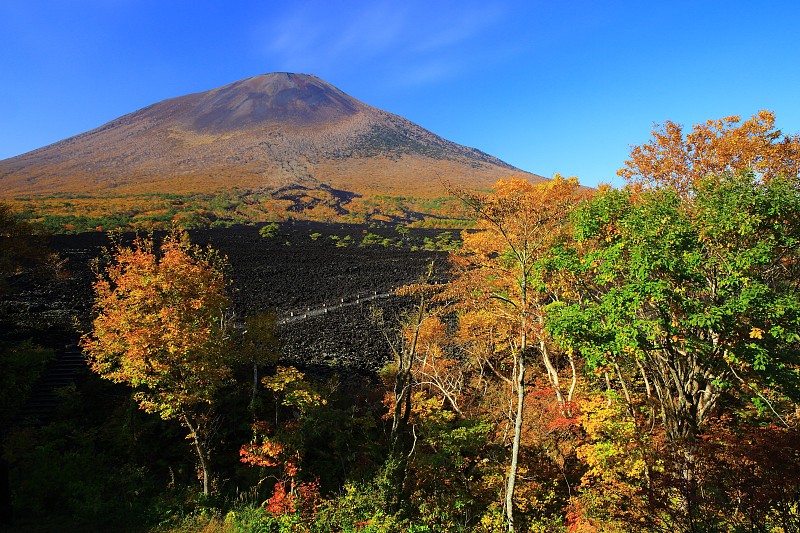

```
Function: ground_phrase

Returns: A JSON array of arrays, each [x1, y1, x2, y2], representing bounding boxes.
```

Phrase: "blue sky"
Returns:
[[1, 0, 799, 187]]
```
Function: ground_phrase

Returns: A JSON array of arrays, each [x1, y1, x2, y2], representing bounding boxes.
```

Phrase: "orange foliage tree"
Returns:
[[376, 286, 501, 528], [239, 366, 324, 515], [81, 229, 231, 495], [618, 110, 800, 194], [409, 313, 466, 416], [449, 175, 582, 532]]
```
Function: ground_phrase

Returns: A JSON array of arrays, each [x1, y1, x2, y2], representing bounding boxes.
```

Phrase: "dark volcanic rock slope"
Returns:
[[195, 222, 449, 372], [13, 223, 449, 373]]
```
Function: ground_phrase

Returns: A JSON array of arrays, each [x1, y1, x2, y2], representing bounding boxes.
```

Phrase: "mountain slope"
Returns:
[[0, 73, 545, 226]]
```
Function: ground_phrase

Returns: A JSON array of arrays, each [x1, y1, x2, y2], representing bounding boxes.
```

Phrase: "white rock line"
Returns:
[[278, 290, 395, 326]]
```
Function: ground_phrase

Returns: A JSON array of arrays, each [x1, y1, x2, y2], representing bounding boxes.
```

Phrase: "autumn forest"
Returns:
[[3, 111, 800, 533]]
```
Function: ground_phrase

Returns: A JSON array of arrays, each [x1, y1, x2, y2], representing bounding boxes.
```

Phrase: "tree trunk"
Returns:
[[540, 339, 565, 406], [677, 442, 699, 531], [391, 367, 413, 452], [390, 293, 426, 451], [251, 360, 259, 410], [385, 292, 427, 512], [182, 413, 211, 496], [505, 253, 530, 533], [505, 352, 525, 533]]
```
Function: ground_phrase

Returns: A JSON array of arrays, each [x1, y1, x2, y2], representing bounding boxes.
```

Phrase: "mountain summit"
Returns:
[[186, 73, 366, 131], [0, 73, 544, 221]]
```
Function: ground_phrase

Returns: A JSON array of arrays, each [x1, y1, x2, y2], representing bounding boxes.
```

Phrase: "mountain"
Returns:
[[0, 73, 545, 225]]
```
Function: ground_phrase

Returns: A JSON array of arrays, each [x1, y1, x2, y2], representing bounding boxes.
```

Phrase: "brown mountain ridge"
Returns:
[[0, 73, 545, 226]]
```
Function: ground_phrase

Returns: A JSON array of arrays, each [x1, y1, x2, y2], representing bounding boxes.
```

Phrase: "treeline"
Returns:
[[3, 111, 800, 533], [7, 191, 470, 234]]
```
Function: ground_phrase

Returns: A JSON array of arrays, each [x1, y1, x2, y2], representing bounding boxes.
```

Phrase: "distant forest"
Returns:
[[8, 190, 471, 235]]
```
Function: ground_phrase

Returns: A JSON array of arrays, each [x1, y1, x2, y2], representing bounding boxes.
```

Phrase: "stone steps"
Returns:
[[17, 345, 88, 426]]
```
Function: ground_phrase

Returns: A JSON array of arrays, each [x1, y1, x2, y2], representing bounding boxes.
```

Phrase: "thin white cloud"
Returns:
[[254, 1, 509, 86], [397, 60, 459, 87], [328, 3, 410, 56], [409, 5, 505, 53]]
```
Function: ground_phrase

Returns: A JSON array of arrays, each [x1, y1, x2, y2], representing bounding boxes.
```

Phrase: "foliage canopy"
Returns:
[[618, 110, 800, 194], [82, 229, 232, 419], [547, 172, 800, 443]]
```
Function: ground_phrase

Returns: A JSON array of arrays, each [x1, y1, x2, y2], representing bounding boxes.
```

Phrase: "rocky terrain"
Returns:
[[2, 223, 452, 374]]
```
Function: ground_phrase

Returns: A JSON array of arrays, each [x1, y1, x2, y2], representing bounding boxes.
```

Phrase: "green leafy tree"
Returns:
[[360, 232, 383, 246], [80, 229, 232, 495], [395, 223, 410, 239], [259, 222, 280, 239], [546, 173, 800, 524], [232, 311, 280, 411]]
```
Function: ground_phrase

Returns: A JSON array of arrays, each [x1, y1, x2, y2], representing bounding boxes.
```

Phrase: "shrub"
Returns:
[[259, 222, 279, 239]]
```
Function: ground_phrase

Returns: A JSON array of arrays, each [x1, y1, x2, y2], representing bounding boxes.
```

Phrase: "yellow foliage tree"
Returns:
[[618, 110, 800, 194], [449, 175, 582, 532]]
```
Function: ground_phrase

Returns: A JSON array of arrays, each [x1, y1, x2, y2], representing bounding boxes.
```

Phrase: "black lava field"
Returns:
[[5, 221, 451, 374]]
